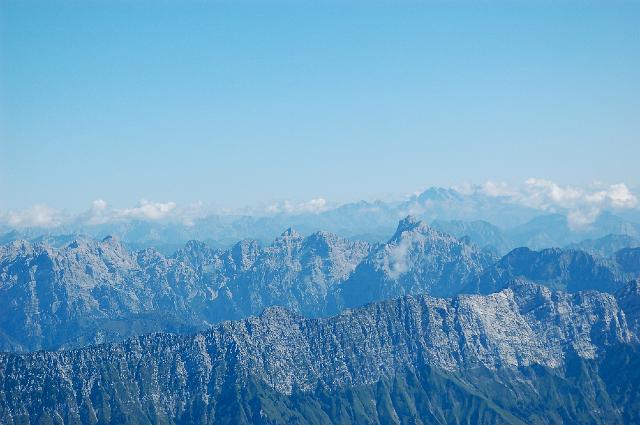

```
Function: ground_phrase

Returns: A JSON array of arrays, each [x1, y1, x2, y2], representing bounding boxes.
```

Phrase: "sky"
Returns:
[[1, 0, 639, 214]]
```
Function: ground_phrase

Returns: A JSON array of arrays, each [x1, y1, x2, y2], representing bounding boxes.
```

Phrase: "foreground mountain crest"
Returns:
[[1, 281, 638, 424]]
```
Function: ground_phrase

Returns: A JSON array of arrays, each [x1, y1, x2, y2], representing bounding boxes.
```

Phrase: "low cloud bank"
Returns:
[[265, 198, 328, 215], [5, 205, 65, 228], [1, 180, 638, 230], [477, 179, 638, 229], [0, 197, 330, 229]]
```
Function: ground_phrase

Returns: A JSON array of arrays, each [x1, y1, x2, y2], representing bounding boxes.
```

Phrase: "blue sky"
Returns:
[[1, 0, 639, 213]]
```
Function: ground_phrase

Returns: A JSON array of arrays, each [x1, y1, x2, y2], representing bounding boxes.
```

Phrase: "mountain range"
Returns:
[[1, 280, 639, 424], [4, 187, 640, 255], [2, 216, 639, 352], [2, 207, 640, 423], [432, 211, 640, 255]]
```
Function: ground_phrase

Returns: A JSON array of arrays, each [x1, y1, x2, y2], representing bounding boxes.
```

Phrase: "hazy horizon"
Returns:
[[1, 178, 638, 232]]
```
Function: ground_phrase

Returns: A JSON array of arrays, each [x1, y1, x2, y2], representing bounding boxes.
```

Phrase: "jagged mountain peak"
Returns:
[[228, 238, 261, 270], [391, 215, 436, 239], [388, 216, 488, 253], [223, 227, 371, 319], [101, 234, 118, 244], [304, 230, 362, 251], [305, 229, 334, 244], [182, 239, 207, 250], [0, 238, 36, 258], [301, 231, 340, 255], [172, 239, 219, 267], [397, 214, 420, 229], [268, 227, 366, 255], [98, 234, 129, 253], [338, 217, 498, 306], [280, 227, 302, 239], [268, 228, 305, 251], [61, 234, 124, 252], [57, 234, 131, 263], [416, 186, 463, 202], [135, 246, 165, 265], [308, 229, 333, 240]]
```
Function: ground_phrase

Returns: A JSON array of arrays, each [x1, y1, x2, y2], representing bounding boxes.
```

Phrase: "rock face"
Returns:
[[0, 282, 637, 424], [467, 246, 631, 295], [3, 216, 639, 352], [2, 216, 499, 351], [222, 229, 370, 318], [338, 216, 498, 307], [617, 279, 640, 336], [0, 231, 369, 351], [431, 219, 512, 255], [616, 247, 640, 275], [0, 237, 175, 352], [2, 213, 640, 423]]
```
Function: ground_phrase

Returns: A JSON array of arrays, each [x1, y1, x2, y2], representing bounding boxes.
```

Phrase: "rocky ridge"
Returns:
[[0, 281, 636, 424], [1, 216, 638, 352]]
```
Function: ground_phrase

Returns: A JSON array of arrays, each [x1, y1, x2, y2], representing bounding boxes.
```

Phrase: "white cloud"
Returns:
[[92, 199, 107, 211], [521, 179, 637, 214], [177, 201, 208, 227], [85, 199, 111, 225], [387, 238, 411, 280], [587, 183, 637, 208], [265, 198, 328, 215], [476, 179, 639, 228], [566, 208, 601, 231], [3, 199, 181, 229], [116, 200, 177, 220], [5, 205, 65, 228], [79, 199, 178, 224], [2, 181, 637, 231], [480, 181, 518, 198], [520, 178, 584, 210]]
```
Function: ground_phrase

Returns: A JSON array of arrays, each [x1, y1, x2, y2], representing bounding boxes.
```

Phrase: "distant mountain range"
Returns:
[[3, 187, 640, 254], [2, 280, 639, 424], [432, 211, 640, 255], [466, 246, 634, 295], [567, 234, 640, 257], [2, 216, 639, 352]]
